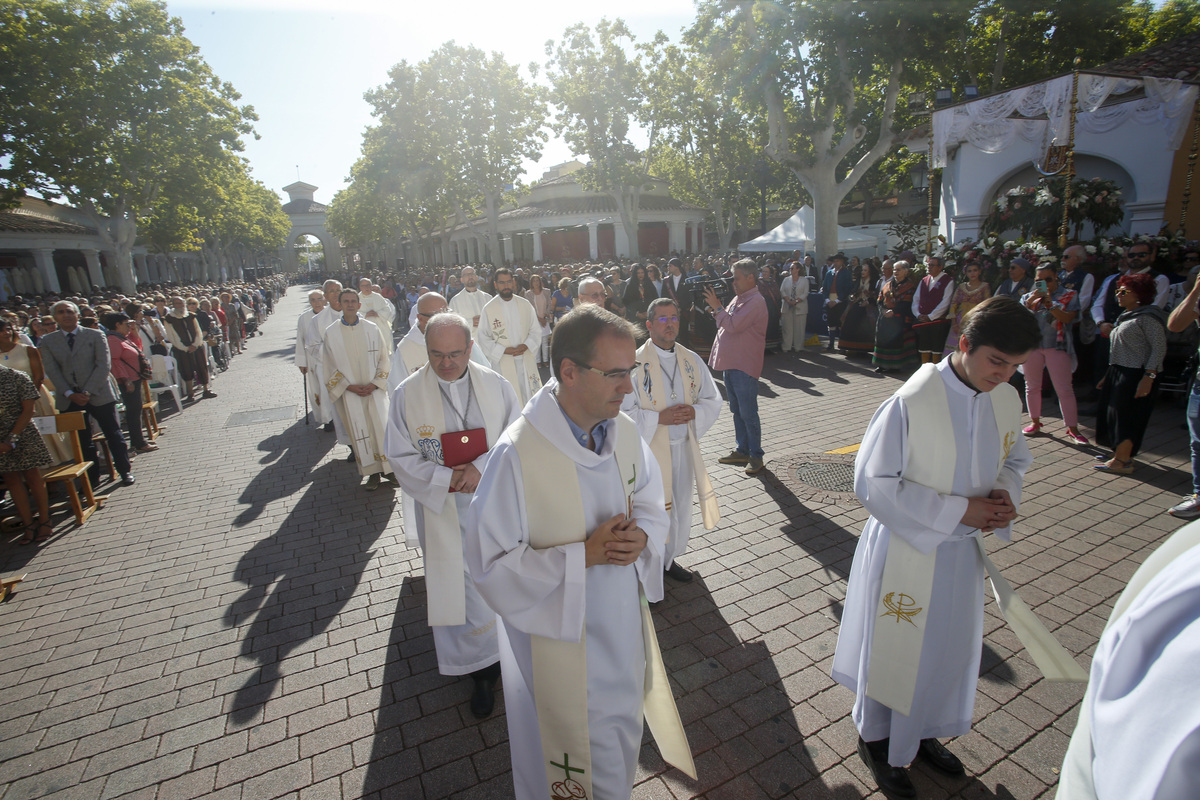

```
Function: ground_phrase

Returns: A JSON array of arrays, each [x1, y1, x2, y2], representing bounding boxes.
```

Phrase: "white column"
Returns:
[[668, 221, 686, 254], [134, 253, 149, 284], [502, 235, 513, 265], [32, 248, 61, 293], [80, 249, 104, 290], [588, 222, 599, 261], [532, 226, 543, 263]]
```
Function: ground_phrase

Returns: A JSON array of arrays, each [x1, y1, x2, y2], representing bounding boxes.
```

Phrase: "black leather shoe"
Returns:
[[120, 473, 136, 486], [665, 562, 694, 583], [857, 738, 916, 799], [345, 451, 356, 463], [918, 738, 965, 776], [322, 421, 334, 432], [469, 678, 495, 719]]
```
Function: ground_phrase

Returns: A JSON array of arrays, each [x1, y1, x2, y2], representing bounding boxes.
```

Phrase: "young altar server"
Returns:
[[832, 296, 1084, 797], [384, 312, 520, 718], [621, 297, 722, 583], [465, 305, 696, 800]]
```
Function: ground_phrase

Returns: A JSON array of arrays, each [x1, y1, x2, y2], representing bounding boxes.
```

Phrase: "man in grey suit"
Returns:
[[41, 301, 134, 486]]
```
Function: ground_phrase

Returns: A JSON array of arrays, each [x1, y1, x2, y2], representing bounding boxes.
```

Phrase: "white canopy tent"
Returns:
[[737, 205, 880, 254]]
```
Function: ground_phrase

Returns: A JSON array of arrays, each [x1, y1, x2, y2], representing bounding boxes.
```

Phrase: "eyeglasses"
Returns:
[[1128, 251, 1151, 258], [653, 315, 680, 324], [1114, 288, 1132, 295], [429, 349, 467, 361], [570, 359, 636, 380]]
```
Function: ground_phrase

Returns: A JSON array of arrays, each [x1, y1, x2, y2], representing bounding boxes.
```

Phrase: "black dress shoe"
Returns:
[[665, 562, 694, 582], [345, 451, 356, 463], [120, 473, 136, 487], [917, 738, 965, 776], [469, 676, 497, 719], [322, 421, 334, 432], [857, 738, 916, 799]]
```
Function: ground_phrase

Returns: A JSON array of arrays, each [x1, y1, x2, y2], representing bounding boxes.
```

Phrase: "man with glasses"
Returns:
[[702, 258, 769, 475], [575, 276, 607, 306], [466, 304, 693, 800], [477, 267, 543, 405], [385, 312, 520, 718], [448, 266, 492, 336], [389, 292, 489, 392], [622, 298, 721, 583]]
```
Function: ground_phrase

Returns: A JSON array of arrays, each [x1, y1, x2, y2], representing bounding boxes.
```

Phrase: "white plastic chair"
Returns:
[[149, 354, 184, 411]]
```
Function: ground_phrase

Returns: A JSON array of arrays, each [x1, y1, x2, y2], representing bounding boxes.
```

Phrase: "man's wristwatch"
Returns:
[[1144, 371, 1157, 379]]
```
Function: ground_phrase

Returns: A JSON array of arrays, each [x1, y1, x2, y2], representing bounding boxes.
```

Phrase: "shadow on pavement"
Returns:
[[223, 462, 395, 726], [233, 419, 333, 526]]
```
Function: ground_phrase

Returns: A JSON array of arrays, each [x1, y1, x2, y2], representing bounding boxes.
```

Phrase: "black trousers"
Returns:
[[79, 400, 131, 483], [119, 381, 148, 450]]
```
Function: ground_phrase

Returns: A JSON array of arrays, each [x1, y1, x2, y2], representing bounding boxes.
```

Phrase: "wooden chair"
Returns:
[[141, 380, 162, 442], [35, 412, 107, 526]]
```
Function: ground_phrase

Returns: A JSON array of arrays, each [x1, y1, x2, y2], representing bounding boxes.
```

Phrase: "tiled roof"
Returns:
[[282, 199, 327, 214], [1092, 31, 1200, 83], [0, 209, 96, 236], [498, 195, 704, 222]]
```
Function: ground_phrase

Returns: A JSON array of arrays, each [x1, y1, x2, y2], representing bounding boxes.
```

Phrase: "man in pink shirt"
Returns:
[[702, 258, 769, 474]]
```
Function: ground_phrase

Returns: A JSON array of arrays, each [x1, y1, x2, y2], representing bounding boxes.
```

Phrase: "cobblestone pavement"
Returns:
[[0, 286, 1191, 800]]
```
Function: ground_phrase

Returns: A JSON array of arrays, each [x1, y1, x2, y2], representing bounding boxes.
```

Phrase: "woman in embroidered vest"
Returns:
[[1093, 273, 1168, 475], [872, 260, 919, 373], [758, 263, 783, 353], [943, 261, 992, 356], [840, 258, 881, 357]]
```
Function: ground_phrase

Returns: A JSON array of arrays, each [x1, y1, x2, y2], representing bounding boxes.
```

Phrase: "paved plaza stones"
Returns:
[[0, 286, 1191, 799]]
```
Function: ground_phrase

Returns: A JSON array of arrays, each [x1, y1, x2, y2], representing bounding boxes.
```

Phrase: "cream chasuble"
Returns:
[[478, 294, 542, 405], [323, 318, 392, 476], [449, 288, 492, 335], [358, 291, 395, 353]]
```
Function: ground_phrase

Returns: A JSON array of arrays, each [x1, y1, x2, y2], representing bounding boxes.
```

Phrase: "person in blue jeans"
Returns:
[[1167, 277, 1200, 519]]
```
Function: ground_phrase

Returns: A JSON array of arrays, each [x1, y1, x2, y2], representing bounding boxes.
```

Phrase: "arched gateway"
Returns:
[[278, 182, 341, 274]]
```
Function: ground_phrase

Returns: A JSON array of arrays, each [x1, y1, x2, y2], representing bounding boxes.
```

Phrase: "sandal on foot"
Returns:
[[17, 524, 36, 545], [34, 523, 54, 542], [1094, 458, 1134, 475]]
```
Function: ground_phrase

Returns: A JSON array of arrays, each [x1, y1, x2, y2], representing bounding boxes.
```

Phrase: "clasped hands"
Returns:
[[585, 514, 648, 568], [503, 344, 529, 356], [449, 462, 481, 493], [347, 383, 378, 396], [658, 404, 696, 426], [961, 489, 1017, 533]]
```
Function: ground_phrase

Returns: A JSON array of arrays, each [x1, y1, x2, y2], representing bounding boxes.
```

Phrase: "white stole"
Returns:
[[402, 362, 505, 626], [399, 337, 427, 375], [867, 364, 1084, 717], [634, 342, 720, 530], [482, 296, 542, 400], [324, 320, 390, 475], [511, 413, 696, 799]]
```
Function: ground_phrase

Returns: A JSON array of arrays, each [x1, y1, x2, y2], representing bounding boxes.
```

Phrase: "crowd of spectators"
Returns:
[[0, 274, 288, 542]]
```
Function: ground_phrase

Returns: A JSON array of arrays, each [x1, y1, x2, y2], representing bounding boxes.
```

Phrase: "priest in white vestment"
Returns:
[[476, 267, 542, 405], [357, 278, 396, 354], [832, 297, 1042, 797], [1057, 520, 1200, 800], [466, 305, 694, 800], [621, 297, 722, 583], [322, 290, 395, 490], [385, 313, 520, 718], [315, 280, 351, 446], [447, 267, 492, 337], [295, 290, 333, 426], [389, 293, 487, 392]]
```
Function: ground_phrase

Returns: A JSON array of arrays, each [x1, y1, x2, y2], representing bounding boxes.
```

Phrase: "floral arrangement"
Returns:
[[983, 177, 1125, 240]]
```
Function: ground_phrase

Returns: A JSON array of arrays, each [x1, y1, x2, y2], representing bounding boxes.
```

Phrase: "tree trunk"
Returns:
[[80, 201, 139, 293], [485, 193, 502, 266], [611, 186, 641, 259]]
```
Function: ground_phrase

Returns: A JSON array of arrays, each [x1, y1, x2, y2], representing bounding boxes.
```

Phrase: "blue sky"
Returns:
[[167, 0, 696, 207]]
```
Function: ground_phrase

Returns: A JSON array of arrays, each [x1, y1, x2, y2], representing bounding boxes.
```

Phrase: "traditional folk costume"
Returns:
[[779, 272, 809, 353], [385, 361, 520, 675], [465, 386, 695, 800], [296, 308, 332, 426], [358, 291, 396, 353], [322, 317, 393, 477], [832, 361, 1083, 767], [1057, 520, 1200, 799], [622, 341, 722, 567], [911, 272, 954, 357], [449, 287, 492, 337], [477, 294, 542, 406], [315, 305, 351, 446]]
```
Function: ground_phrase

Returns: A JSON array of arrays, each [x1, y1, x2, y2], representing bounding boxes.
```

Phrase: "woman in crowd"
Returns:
[[103, 312, 158, 454], [943, 261, 992, 355], [552, 277, 574, 321], [1093, 273, 1168, 475], [0, 318, 71, 464], [758, 263, 783, 352], [839, 258, 881, 357], [198, 299, 227, 371], [621, 263, 656, 324], [221, 292, 245, 356], [127, 302, 167, 356], [526, 273, 553, 369], [872, 259, 919, 373], [1021, 265, 1087, 445], [647, 264, 664, 296], [0, 360, 55, 545]]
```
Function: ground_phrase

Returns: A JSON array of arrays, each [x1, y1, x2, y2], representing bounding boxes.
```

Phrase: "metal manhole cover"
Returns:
[[792, 461, 856, 493], [772, 452, 861, 505], [225, 405, 296, 428]]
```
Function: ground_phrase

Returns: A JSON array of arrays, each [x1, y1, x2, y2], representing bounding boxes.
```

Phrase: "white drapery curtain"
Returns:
[[932, 74, 1198, 167]]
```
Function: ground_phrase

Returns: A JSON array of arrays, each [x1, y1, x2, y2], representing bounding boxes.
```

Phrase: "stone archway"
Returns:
[[279, 182, 342, 274]]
